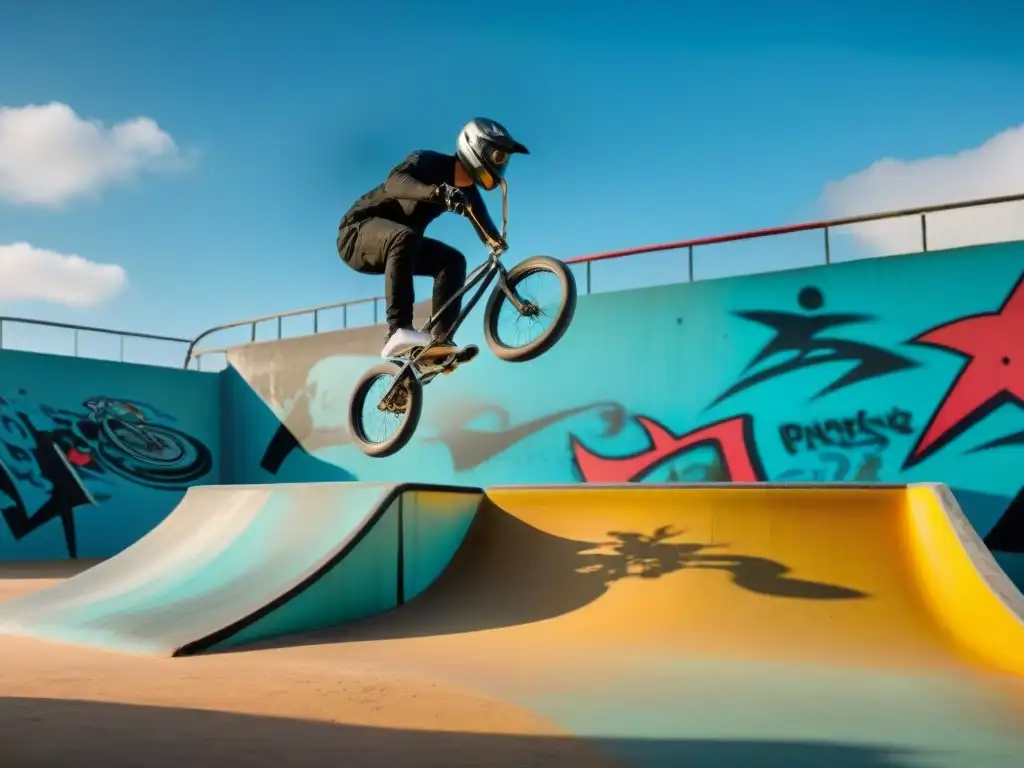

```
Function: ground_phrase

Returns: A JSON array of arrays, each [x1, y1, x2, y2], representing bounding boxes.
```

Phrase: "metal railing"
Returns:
[[0, 316, 190, 366], [564, 192, 1024, 294], [179, 191, 1024, 369], [183, 295, 385, 369]]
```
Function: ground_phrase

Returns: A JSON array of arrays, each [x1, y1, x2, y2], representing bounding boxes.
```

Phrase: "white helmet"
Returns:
[[456, 118, 529, 191]]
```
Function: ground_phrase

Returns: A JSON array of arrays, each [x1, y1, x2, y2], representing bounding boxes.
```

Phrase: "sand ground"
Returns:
[[0, 563, 615, 767]]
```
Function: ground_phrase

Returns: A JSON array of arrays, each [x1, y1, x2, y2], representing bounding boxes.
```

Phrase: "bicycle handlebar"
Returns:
[[463, 197, 508, 255]]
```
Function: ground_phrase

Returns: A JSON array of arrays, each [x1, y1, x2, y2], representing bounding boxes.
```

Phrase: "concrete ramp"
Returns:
[[0, 482, 482, 656], [331, 483, 1024, 674], [317, 483, 1024, 767]]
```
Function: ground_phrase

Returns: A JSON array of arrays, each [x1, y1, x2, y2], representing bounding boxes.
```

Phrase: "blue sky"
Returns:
[[1, 0, 1022, 363]]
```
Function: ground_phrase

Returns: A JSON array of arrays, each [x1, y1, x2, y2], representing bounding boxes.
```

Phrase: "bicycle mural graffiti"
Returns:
[[0, 390, 213, 557]]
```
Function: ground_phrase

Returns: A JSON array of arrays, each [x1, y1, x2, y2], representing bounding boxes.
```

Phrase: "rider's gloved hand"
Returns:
[[435, 183, 468, 215]]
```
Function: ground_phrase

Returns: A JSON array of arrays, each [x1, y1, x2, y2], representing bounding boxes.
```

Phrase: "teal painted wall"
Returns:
[[5, 240, 1023, 586], [0, 349, 219, 560], [226, 241, 1024, 584]]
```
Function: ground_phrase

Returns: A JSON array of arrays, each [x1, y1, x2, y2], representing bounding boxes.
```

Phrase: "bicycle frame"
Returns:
[[416, 248, 532, 339], [377, 179, 533, 407]]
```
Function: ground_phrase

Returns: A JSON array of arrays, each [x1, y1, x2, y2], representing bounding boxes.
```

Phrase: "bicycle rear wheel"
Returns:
[[483, 255, 577, 363], [347, 363, 423, 458]]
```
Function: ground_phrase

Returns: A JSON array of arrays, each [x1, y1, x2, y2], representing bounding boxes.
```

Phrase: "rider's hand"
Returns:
[[435, 183, 468, 215], [489, 235, 509, 253]]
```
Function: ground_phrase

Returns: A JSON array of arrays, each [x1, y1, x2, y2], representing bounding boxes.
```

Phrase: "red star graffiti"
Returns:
[[904, 273, 1024, 469]]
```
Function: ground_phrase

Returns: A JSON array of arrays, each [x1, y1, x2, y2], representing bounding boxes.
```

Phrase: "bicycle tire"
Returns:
[[347, 362, 423, 458], [483, 255, 577, 362]]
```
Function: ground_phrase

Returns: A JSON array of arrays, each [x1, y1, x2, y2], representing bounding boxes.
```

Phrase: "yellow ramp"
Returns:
[[319, 483, 1024, 767], [475, 482, 1024, 675]]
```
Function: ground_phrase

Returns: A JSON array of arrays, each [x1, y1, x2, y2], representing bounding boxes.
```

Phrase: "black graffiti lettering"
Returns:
[[885, 407, 913, 434], [778, 407, 914, 456], [779, 424, 803, 454], [856, 411, 886, 446], [805, 422, 835, 451]]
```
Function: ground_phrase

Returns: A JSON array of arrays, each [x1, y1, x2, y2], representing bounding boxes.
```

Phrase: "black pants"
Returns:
[[338, 218, 467, 337]]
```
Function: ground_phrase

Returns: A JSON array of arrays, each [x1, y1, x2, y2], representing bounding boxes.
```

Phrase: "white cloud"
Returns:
[[0, 102, 186, 207], [0, 242, 127, 307], [820, 124, 1024, 256]]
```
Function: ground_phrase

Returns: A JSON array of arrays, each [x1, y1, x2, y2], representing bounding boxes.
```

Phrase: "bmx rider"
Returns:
[[336, 118, 529, 359]]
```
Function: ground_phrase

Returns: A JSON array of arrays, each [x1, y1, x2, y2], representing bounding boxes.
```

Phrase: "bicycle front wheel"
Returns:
[[483, 255, 577, 363]]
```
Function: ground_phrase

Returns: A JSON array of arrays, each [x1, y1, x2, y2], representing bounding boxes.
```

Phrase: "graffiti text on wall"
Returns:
[[778, 407, 913, 455], [0, 391, 212, 558]]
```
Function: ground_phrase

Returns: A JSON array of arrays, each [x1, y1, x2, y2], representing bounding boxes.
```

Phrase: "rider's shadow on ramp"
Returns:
[[595, 526, 868, 600], [255, 499, 868, 651]]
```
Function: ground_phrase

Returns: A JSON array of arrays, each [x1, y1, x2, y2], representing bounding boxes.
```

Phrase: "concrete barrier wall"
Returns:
[[5, 240, 1022, 584], [226, 241, 1024, 584]]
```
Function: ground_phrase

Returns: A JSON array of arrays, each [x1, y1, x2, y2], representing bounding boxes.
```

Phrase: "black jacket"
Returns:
[[339, 150, 501, 243]]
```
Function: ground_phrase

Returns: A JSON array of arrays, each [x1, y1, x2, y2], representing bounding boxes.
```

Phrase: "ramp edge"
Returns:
[[487, 482, 910, 490], [172, 482, 482, 657], [906, 482, 1024, 676]]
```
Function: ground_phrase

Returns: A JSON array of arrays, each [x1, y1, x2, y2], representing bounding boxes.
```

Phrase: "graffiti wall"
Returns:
[[224, 240, 1024, 583], [0, 349, 219, 560]]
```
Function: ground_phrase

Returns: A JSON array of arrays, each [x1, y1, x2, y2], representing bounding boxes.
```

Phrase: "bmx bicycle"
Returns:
[[347, 180, 578, 458]]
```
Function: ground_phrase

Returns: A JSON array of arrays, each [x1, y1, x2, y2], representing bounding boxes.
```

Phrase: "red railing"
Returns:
[[563, 192, 1024, 293]]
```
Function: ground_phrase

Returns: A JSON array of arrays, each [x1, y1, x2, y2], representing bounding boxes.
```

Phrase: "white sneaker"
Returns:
[[381, 328, 433, 358]]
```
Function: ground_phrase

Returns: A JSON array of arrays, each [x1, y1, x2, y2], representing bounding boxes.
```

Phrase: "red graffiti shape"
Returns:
[[571, 414, 765, 483], [65, 448, 92, 467], [905, 273, 1024, 468]]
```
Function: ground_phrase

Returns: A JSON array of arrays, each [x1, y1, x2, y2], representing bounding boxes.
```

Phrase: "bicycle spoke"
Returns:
[[360, 374, 405, 444], [496, 270, 559, 347]]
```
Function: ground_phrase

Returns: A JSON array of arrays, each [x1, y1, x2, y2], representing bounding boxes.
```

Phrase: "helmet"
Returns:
[[455, 118, 529, 191]]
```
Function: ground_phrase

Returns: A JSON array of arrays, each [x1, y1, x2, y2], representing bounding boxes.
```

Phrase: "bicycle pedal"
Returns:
[[457, 344, 479, 363]]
